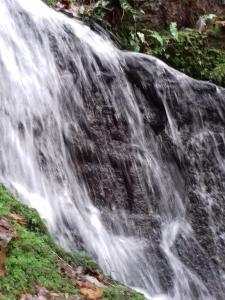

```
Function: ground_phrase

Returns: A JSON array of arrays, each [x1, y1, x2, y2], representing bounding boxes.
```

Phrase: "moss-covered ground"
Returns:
[[0, 184, 146, 300]]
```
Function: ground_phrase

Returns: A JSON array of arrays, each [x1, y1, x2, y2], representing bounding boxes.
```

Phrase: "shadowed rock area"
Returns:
[[58, 25, 225, 297]]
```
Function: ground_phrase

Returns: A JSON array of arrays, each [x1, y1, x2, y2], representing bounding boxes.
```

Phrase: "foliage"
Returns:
[[169, 22, 179, 41], [79, 0, 143, 25], [210, 62, 225, 85], [43, 0, 225, 86], [44, 0, 58, 6], [79, 1, 225, 86], [146, 28, 225, 86], [200, 14, 217, 21], [116, 0, 143, 20], [110, 19, 225, 86], [83, 0, 110, 20]]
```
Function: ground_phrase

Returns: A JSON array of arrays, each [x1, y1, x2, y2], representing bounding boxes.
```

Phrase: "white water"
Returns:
[[0, 0, 225, 299]]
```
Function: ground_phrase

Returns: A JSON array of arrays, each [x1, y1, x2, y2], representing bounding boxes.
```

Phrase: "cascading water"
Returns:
[[1, 0, 225, 299]]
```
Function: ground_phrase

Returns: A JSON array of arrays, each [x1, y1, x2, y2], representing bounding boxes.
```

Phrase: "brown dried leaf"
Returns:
[[8, 213, 27, 226], [80, 287, 103, 300], [76, 280, 96, 290]]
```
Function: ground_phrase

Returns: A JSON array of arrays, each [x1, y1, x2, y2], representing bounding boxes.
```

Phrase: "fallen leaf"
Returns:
[[76, 280, 96, 290], [59, 260, 105, 298], [80, 287, 103, 300], [8, 213, 27, 226]]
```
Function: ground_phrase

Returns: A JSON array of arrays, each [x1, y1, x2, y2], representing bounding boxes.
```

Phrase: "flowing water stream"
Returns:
[[1, 0, 225, 299]]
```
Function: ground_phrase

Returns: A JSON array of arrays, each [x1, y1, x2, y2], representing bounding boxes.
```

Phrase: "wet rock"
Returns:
[[60, 50, 225, 296]]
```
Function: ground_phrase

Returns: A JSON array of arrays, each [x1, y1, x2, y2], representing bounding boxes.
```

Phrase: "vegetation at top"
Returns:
[[85, 1, 225, 87], [44, 0, 225, 87]]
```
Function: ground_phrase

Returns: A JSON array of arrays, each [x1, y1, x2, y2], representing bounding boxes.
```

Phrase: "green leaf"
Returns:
[[200, 14, 216, 21], [169, 22, 179, 41], [137, 32, 145, 43], [149, 32, 164, 46]]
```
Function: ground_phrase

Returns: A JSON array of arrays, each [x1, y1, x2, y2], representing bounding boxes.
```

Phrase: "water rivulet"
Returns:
[[1, 0, 225, 299]]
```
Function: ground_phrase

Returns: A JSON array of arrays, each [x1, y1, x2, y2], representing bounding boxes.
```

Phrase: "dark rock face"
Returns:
[[125, 58, 225, 298], [57, 24, 225, 297], [132, 0, 225, 29]]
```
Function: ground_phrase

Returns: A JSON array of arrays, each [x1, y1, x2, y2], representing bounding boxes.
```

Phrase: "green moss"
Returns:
[[43, 0, 58, 6], [0, 297, 15, 300], [111, 24, 225, 86], [103, 286, 145, 300], [71, 251, 100, 269], [0, 184, 99, 269], [0, 185, 146, 299], [0, 185, 79, 299], [1, 225, 78, 295], [43, 0, 76, 6], [0, 184, 99, 298], [0, 184, 47, 234], [147, 30, 225, 86]]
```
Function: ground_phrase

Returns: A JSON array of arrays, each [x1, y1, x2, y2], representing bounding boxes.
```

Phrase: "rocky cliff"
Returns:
[[132, 0, 225, 29]]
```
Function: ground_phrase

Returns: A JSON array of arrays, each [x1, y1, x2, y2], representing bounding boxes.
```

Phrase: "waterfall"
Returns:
[[1, 0, 225, 299]]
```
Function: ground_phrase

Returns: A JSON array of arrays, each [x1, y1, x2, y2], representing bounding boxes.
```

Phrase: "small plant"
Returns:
[[117, 0, 144, 21], [92, 0, 110, 20], [210, 62, 225, 85], [169, 22, 179, 41], [199, 14, 217, 21], [44, 0, 58, 6]]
